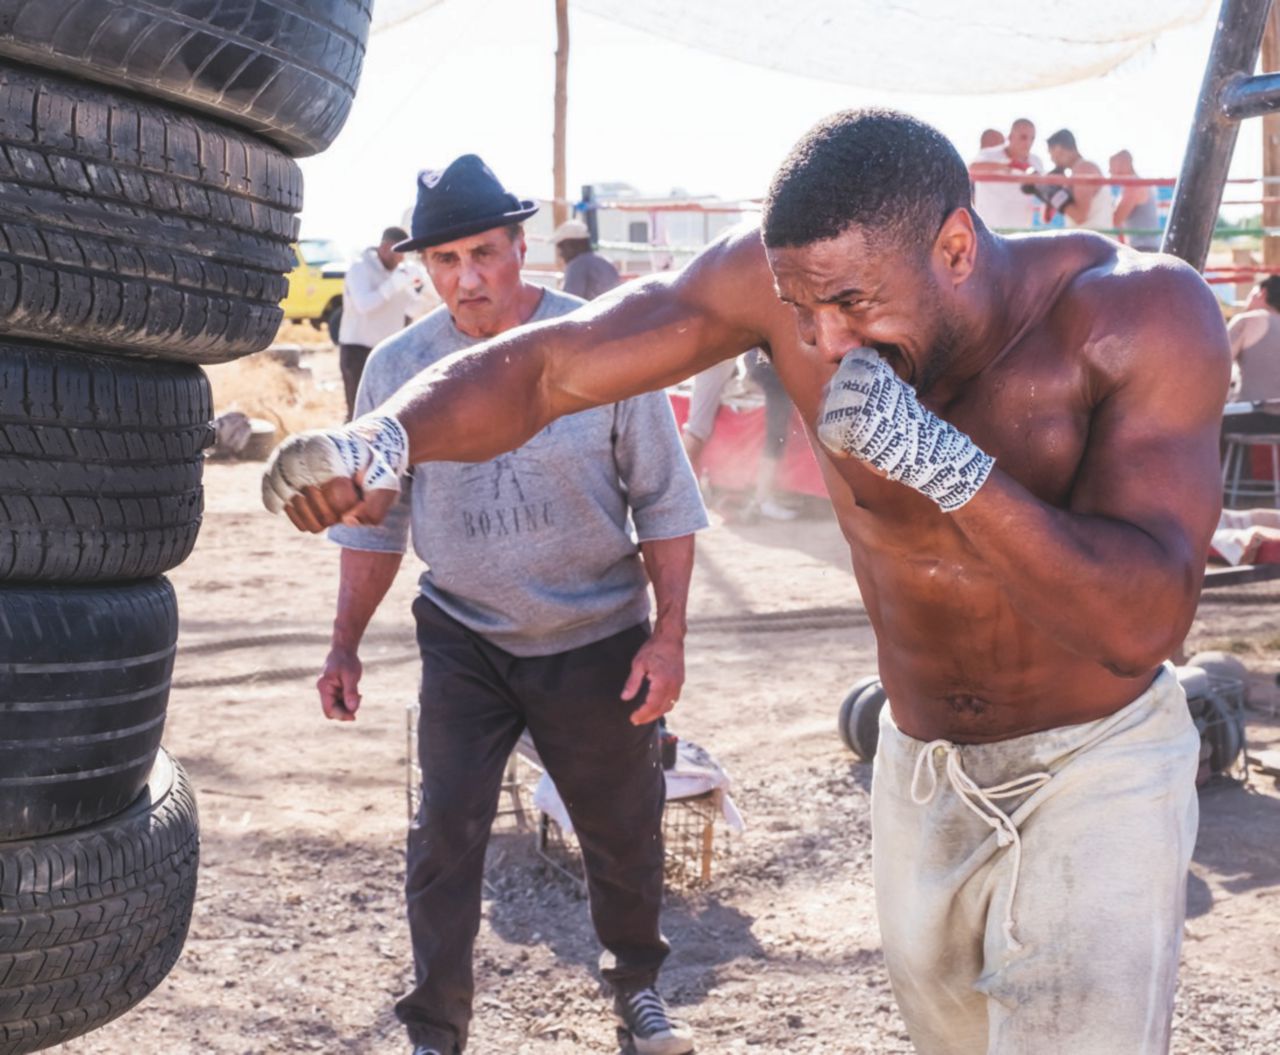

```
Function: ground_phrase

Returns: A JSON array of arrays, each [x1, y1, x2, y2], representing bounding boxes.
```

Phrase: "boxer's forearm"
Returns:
[[377, 271, 760, 466], [950, 471, 1200, 674]]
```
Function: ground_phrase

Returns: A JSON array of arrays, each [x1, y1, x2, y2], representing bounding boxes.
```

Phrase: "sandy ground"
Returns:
[[53, 346, 1280, 1055]]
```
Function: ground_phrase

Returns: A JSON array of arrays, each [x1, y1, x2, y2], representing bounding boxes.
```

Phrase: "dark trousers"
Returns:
[[338, 343, 371, 421], [394, 596, 669, 1053]]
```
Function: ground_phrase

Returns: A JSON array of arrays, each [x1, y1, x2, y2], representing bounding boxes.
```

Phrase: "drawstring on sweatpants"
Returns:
[[910, 740, 1052, 951]]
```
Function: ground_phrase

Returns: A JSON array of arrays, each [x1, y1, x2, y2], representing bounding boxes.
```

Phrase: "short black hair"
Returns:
[[382, 226, 409, 244], [1046, 128, 1077, 152], [1261, 275, 1280, 312], [762, 108, 973, 253]]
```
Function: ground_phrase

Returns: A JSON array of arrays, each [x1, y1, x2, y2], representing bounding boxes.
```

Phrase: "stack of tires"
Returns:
[[0, 3, 371, 1050]]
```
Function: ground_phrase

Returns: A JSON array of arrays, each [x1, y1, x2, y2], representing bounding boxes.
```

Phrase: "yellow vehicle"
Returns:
[[281, 239, 348, 338]]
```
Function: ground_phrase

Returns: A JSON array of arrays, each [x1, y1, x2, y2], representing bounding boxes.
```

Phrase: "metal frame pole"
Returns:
[[1163, 0, 1274, 268]]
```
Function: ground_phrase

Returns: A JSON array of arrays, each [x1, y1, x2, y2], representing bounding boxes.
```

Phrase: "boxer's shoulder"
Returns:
[[1029, 240, 1230, 408], [1041, 240, 1224, 362]]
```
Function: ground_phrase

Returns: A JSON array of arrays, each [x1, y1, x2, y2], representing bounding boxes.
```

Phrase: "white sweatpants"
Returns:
[[872, 664, 1200, 1055]]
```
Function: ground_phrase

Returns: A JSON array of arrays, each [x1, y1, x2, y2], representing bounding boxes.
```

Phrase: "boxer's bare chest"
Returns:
[[775, 323, 1097, 557]]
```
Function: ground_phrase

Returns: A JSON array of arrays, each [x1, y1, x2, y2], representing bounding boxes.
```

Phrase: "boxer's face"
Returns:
[[423, 225, 527, 338], [768, 220, 968, 396]]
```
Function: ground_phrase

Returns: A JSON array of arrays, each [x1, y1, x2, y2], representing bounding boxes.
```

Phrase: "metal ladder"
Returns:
[[1164, 0, 1280, 587]]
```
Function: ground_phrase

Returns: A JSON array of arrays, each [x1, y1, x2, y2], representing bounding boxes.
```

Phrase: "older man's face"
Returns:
[[1007, 121, 1035, 161], [422, 226, 526, 338]]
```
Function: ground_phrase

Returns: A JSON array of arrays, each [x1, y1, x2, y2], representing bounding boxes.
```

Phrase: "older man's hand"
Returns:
[[262, 414, 410, 532]]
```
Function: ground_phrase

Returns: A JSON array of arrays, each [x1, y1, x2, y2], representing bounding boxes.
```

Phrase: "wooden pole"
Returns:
[[553, 0, 569, 228], [1262, 1, 1280, 267]]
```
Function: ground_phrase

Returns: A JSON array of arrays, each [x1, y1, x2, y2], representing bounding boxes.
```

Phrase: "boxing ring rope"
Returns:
[[543, 182, 1277, 285], [967, 170, 1278, 283], [535, 167, 1274, 286]]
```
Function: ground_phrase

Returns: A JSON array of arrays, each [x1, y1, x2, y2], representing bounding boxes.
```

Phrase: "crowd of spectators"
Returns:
[[968, 119, 1161, 248]]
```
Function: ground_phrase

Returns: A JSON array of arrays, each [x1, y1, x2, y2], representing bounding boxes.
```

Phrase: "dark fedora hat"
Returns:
[[394, 154, 539, 252]]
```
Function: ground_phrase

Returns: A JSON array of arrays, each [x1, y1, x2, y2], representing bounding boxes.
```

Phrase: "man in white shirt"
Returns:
[[337, 226, 428, 419], [968, 118, 1044, 233]]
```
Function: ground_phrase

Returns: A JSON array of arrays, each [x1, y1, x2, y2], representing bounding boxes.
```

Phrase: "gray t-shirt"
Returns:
[[562, 252, 621, 301], [329, 288, 708, 656]]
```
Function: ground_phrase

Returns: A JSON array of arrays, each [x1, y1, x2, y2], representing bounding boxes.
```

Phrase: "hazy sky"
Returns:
[[299, 1, 1257, 252]]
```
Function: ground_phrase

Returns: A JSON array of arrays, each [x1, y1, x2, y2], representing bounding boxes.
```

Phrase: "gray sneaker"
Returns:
[[614, 987, 694, 1055], [411, 1047, 443, 1055]]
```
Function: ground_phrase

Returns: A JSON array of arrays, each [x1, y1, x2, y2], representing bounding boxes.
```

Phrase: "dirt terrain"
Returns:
[[54, 345, 1280, 1055]]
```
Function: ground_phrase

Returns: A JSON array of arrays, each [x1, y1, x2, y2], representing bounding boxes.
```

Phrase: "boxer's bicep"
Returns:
[[543, 228, 775, 411]]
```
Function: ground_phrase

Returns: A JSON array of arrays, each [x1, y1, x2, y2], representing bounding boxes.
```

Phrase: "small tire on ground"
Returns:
[[1186, 651, 1250, 696], [0, 0, 372, 157], [0, 579, 177, 842], [0, 749, 199, 1054], [0, 61, 302, 363], [324, 304, 343, 346], [0, 342, 212, 583], [838, 676, 887, 762]]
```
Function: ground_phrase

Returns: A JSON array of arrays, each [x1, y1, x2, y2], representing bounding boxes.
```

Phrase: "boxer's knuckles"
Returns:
[[262, 431, 351, 514], [817, 351, 911, 458]]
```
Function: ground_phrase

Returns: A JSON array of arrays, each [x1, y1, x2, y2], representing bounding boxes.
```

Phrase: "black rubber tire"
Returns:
[[325, 303, 343, 346], [0, 579, 177, 842], [838, 677, 888, 762], [0, 0, 371, 157], [0, 750, 199, 1054], [0, 61, 302, 364], [0, 343, 212, 583]]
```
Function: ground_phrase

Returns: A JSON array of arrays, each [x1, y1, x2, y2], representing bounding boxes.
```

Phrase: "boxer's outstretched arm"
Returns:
[[383, 230, 768, 464], [263, 228, 772, 531]]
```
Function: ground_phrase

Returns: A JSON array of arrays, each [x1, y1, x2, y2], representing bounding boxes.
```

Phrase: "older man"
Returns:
[[967, 117, 1043, 233], [266, 111, 1228, 1053], [1109, 150, 1162, 251], [313, 154, 704, 1055]]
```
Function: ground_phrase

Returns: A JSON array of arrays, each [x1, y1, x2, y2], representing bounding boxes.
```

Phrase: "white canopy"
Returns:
[[373, 0, 1214, 93]]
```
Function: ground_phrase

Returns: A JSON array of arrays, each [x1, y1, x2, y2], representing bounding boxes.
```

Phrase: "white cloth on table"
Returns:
[[531, 737, 745, 834], [1210, 507, 1280, 565]]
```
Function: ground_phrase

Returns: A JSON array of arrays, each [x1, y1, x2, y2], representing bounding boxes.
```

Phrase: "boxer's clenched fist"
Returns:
[[262, 414, 410, 531], [817, 349, 994, 512]]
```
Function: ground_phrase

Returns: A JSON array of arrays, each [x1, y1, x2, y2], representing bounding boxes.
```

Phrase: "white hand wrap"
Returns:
[[817, 350, 994, 512], [261, 414, 411, 514]]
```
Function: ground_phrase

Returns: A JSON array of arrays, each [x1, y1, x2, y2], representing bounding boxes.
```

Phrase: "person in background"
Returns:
[[1109, 150, 1162, 251], [742, 350, 799, 522], [337, 226, 428, 420], [681, 353, 798, 522], [968, 117, 1043, 233], [1044, 129, 1111, 232], [979, 128, 1005, 149], [324, 155, 703, 1055], [1226, 275, 1280, 431], [554, 218, 621, 300], [681, 358, 738, 478]]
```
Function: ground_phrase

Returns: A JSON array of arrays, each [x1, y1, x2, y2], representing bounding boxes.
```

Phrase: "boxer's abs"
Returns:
[[849, 537, 1161, 744]]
